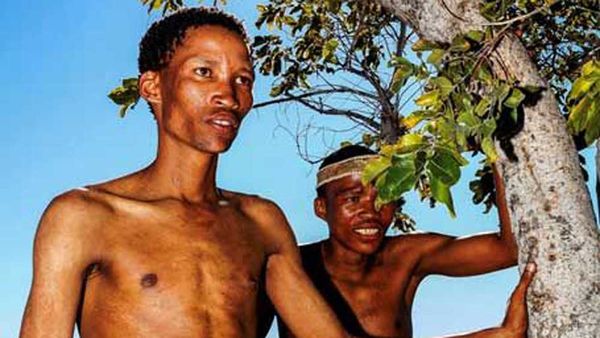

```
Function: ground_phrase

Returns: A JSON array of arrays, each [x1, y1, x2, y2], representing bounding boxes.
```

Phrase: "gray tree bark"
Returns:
[[372, 1, 600, 337]]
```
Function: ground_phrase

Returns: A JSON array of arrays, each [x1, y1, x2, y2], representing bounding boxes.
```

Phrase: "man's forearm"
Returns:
[[492, 164, 518, 255]]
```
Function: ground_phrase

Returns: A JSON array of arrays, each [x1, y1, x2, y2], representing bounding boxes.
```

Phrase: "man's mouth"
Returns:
[[207, 113, 239, 134], [353, 228, 380, 236]]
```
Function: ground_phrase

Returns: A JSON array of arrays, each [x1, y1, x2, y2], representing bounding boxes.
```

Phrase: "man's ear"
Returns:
[[314, 197, 327, 221], [139, 71, 162, 105]]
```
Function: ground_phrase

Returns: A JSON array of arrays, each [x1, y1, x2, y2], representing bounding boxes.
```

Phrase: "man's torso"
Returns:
[[72, 186, 273, 338], [279, 238, 426, 338]]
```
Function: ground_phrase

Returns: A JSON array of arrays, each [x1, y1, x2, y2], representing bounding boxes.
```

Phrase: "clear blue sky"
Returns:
[[1, 1, 597, 337]]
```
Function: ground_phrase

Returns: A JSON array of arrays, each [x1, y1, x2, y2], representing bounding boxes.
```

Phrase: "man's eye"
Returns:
[[346, 196, 360, 203], [235, 76, 253, 86], [194, 67, 211, 77]]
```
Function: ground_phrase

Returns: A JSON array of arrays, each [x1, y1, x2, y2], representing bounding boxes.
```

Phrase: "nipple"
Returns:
[[141, 273, 158, 288]]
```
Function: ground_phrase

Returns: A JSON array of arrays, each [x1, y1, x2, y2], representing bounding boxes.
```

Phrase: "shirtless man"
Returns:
[[19, 8, 348, 338], [278, 145, 521, 338]]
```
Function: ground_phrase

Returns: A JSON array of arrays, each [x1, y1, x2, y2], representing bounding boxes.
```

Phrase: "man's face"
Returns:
[[148, 25, 254, 153], [315, 173, 395, 255]]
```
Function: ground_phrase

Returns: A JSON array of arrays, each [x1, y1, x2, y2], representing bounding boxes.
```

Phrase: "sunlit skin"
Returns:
[[19, 25, 348, 338], [280, 168, 520, 338]]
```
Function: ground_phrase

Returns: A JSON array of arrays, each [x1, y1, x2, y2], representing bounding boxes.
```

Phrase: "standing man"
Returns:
[[278, 145, 522, 338], [20, 8, 347, 338]]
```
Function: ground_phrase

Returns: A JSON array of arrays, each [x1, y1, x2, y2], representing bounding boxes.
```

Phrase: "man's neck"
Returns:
[[322, 240, 376, 279], [143, 133, 222, 205]]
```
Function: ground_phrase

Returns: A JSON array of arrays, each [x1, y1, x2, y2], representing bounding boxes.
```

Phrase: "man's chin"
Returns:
[[193, 137, 237, 154], [348, 240, 384, 256]]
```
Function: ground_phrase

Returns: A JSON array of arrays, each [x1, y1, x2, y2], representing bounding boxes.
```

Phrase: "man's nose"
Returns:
[[362, 186, 379, 212], [210, 80, 240, 110]]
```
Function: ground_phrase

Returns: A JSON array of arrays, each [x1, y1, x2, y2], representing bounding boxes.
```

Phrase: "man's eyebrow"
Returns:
[[186, 56, 218, 65], [335, 186, 363, 196]]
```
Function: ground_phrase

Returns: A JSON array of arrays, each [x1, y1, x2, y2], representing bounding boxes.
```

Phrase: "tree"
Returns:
[[359, 1, 600, 337], [110, 1, 599, 336]]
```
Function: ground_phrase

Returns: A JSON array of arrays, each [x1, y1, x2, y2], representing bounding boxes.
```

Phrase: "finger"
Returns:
[[503, 263, 536, 329], [507, 263, 536, 309], [515, 262, 536, 295]]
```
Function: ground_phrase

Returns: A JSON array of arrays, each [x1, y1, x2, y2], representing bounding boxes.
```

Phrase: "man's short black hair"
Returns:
[[316, 145, 377, 197], [138, 7, 249, 74]]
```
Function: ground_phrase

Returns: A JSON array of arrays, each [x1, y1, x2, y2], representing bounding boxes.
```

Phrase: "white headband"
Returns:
[[316, 155, 379, 188]]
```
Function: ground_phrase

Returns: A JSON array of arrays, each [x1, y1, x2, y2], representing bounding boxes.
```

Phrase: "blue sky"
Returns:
[[1, 1, 597, 337]]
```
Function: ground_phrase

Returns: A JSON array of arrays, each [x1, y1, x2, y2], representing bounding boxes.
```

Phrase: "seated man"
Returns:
[[278, 145, 522, 338]]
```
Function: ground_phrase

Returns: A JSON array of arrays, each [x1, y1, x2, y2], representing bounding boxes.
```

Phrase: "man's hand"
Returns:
[[500, 263, 536, 337], [440, 263, 536, 338]]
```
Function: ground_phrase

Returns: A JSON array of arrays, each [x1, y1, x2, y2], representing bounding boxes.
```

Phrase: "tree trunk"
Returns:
[[372, 1, 600, 337]]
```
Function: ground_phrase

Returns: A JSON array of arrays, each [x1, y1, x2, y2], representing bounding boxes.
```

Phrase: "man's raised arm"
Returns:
[[20, 191, 98, 338], [441, 263, 535, 338], [249, 199, 349, 338], [415, 164, 518, 277]]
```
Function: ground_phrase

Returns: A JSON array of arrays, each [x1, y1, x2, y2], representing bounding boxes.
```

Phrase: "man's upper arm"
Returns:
[[414, 231, 518, 277], [250, 199, 347, 338], [20, 192, 99, 338]]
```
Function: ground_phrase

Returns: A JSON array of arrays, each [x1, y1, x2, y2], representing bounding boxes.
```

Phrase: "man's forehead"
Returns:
[[326, 174, 364, 193], [316, 154, 378, 189], [170, 26, 252, 66]]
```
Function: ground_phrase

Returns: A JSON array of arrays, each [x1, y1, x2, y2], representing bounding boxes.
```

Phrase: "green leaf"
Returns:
[[412, 39, 440, 52], [401, 111, 427, 129], [390, 59, 414, 93], [474, 97, 491, 116], [395, 133, 427, 153], [108, 77, 140, 117], [476, 65, 493, 84], [270, 84, 284, 97], [322, 38, 339, 61], [429, 176, 456, 218], [503, 88, 526, 109], [481, 136, 498, 163], [436, 145, 469, 166], [458, 110, 480, 130], [415, 90, 440, 107], [362, 156, 392, 185], [426, 149, 461, 186], [568, 76, 595, 103], [427, 49, 445, 66], [520, 85, 544, 95], [431, 76, 453, 97], [449, 36, 471, 52], [465, 30, 485, 43], [567, 96, 592, 134], [584, 99, 600, 145], [482, 118, 497, 137], [581, 60, 600, 77], [386, 155, 418, 195]]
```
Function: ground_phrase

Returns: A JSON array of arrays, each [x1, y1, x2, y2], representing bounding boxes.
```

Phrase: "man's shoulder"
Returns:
[[383, 232, 454, 255], [45, 188, 115, 221], [34, 188, 114, 256], [231, 191, 286, 220]]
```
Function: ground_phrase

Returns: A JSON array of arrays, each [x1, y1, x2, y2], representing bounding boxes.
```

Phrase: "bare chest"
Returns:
[[79, 208, 268, 336], [331, 264, 419, 337]]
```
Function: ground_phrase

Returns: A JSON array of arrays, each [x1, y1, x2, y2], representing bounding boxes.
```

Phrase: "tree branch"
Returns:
[[294, 97, 381, 131], [253, 87, 378, 109]]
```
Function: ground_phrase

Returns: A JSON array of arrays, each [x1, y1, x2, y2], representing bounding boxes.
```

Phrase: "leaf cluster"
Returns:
[[567, 60, 600, 146], [108, 78, 140, 117], [362, 29, 543, 217], [253, 0, 401, 95]]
